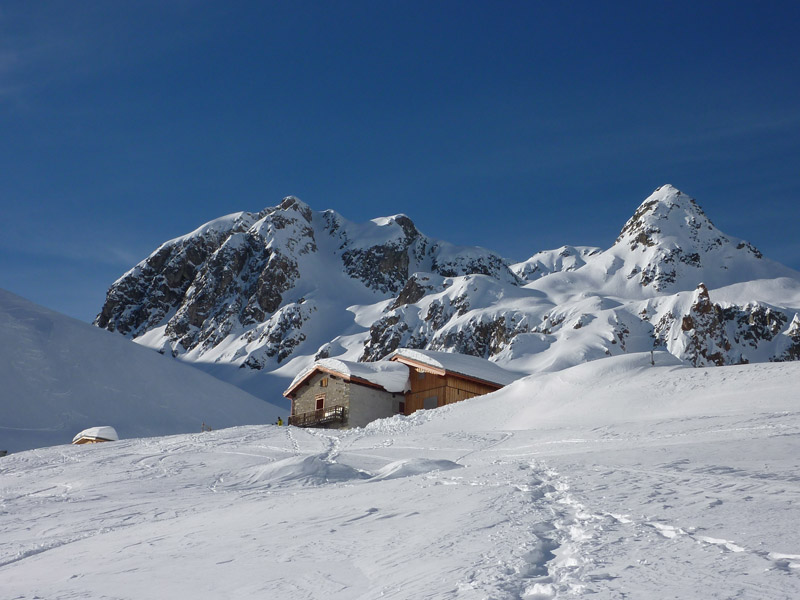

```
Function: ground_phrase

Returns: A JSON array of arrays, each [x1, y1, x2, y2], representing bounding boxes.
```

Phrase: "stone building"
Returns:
[[284, 349, 520, 429], [284, 359, 409, 428]]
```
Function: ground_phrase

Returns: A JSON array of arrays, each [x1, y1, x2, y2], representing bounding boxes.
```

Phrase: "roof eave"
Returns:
[[284, 365, 390, 397], [389, 354, 506, 389]]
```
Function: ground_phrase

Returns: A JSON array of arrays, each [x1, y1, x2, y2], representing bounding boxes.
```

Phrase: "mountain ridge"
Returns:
[[94, 185, 800, 400]]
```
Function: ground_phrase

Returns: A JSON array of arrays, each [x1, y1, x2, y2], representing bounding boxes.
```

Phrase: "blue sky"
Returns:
[[2, 1, 799, 321]]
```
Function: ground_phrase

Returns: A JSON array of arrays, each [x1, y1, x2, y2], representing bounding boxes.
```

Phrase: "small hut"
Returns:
[[72, 426, 119, 445]]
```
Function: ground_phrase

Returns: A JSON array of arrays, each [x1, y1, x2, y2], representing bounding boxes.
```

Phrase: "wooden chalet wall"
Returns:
[[404, 367, 499, 415]]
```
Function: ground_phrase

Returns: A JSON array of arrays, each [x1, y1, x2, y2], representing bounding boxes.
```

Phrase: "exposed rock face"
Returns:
[[429, 313, 530, 359], [609, 185, 772, 293], [96, 186, 800, 393], [653, 284, 793, 367], [320, 210, 520, 295], [774, 314, 800, 361], [240, 300, 317, 368], [675, 284, 731, 366], [390, 273, 451, 310], [96, 198, 519, 367], [97, 203, 312, 358], [361, 274, 532, 362]]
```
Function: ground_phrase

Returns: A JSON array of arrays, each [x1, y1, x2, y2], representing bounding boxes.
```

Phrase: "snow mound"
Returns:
[[227, 455, 370, 488], [512, 245, 602, 281], [372, 458, 462, 480]]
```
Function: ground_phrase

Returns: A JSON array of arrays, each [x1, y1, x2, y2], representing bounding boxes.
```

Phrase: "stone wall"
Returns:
[[347, 383, 403, 428], [291, 371, 349, 418], [290, 370, 402, 428]]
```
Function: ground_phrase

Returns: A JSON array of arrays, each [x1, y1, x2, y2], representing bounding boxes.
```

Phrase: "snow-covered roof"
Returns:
[[388, 349, 520, 387], [72, 426, 119, 443], [285, 359, 410, 396]]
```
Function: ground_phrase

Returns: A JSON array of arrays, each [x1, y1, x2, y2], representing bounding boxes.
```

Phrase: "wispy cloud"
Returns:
[[438, 105, 800, 182], [0, 234, 148, 270], [0, 4, 208, 105], [0, 18, 87, 102]]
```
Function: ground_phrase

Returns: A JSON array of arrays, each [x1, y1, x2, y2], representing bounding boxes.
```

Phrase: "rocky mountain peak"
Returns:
[[602, 185, 775, 293], [388, 214, 419, 241], [616, 184, 715, 251], [278, 196, 313, 222], [95, 197, 520, 367]]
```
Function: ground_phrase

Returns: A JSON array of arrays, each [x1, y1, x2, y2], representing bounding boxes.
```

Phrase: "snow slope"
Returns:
[[0, 289, 283, 453], [2, 354, 798, 599]]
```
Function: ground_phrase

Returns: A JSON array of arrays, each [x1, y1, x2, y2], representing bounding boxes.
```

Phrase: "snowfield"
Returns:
[[0, 289, 282, 453], [2, 354, 799, 599]]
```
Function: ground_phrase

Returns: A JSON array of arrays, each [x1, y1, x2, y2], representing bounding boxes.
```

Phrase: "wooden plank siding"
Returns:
[[403, 368, 500, 415]]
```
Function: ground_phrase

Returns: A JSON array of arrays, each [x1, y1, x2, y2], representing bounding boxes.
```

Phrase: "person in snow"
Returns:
[[277, 417, 283, 426]]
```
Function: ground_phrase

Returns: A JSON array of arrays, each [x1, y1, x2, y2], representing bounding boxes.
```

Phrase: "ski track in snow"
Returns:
[[2, 362, 800, 599]]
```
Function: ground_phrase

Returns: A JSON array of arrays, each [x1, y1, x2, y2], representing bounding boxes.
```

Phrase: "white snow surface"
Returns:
[[0, 289, 282, 454], [511, 245, 602, 281], [288, 358, 410, 393], [4, 353, 798, 599], [72, 426, 119, 443], [390, 348, 521, 386]]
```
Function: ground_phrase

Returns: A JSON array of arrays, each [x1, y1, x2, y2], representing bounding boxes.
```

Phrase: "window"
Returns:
[[423, 396, 438, 410], [320, 377, 328, 388], [315, 395, 325, 410], [417, 369, 426, 380]]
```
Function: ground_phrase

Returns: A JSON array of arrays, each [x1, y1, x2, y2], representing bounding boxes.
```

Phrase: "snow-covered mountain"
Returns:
[[96, 197, 517, 367], [96, 186, 800, 396], [0, 289, 282, 453], [527, 184, 797, 299]]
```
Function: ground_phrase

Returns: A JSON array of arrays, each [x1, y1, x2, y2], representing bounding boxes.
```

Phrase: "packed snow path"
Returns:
[[2, 357, 799, 598]]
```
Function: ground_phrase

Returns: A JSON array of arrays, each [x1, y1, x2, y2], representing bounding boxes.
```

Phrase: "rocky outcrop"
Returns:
[[674, 284, 732, 366], [96, 198, 519, 367], [653, 284, 794, 366], [429, 313, 530, 358], [95, 187, 800, 387], [97, 201, 314, 358], [773, 314, 800, 361]]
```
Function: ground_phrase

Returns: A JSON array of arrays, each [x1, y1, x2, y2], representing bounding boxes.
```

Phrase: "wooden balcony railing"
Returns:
[[288, 405, 347, 428]]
